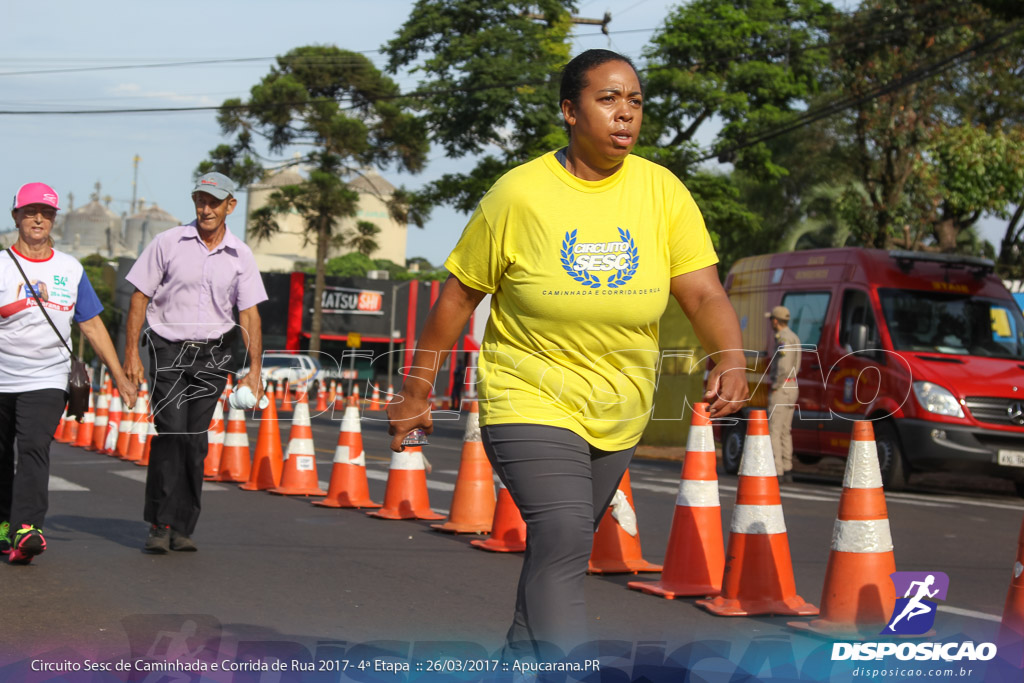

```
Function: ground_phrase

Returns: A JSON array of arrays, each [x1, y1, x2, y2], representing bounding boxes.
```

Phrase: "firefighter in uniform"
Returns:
[[767, 305, 801, 483]]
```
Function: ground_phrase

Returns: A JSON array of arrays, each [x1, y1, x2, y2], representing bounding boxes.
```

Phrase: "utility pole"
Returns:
[[131, 154, 141, 214], [524, 10, 611, 35]]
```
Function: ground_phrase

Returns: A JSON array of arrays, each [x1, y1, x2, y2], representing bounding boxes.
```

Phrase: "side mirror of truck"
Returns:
[[850, 323, 869, 353]]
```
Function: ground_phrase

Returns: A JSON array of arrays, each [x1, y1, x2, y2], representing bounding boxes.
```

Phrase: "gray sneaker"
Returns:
[[145, 525, 170, 554], [170, 530, 197, 552]]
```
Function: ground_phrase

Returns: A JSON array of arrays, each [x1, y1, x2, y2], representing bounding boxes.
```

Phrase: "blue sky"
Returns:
[[2, 0, 682, 267], [1, 1, 1006, 266]]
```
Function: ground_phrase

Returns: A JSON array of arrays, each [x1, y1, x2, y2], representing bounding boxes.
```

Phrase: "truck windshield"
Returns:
[[879, 289, 1024, 360]]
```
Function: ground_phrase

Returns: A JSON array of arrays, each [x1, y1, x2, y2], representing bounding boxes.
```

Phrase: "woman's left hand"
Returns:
[[704, 352, 748, 417]]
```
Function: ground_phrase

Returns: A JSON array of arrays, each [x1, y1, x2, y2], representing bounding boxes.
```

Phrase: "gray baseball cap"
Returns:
[[192, 172, 237, 200]]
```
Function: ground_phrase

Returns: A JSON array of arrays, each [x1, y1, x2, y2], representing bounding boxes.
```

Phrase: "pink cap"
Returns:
[[12, 182, 60, 211]]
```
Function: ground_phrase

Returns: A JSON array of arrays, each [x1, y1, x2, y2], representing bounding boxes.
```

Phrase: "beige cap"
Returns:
[[766, 305, 791, 321]]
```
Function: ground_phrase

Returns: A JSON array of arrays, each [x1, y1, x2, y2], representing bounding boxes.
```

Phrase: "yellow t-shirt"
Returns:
[[445, 151, 718, 450]]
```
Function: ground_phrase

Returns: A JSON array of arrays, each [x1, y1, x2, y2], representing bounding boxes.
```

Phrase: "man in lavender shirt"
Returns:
[[124, 172, 267, 554]]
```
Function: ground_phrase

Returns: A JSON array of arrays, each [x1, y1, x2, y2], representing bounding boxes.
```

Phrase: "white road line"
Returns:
[[365, 469, 456, 492], [49, 476, 88, 492], [634, 474, 1022, 510], [937, 605, 1002, 623], [112, 469, 229, 491]]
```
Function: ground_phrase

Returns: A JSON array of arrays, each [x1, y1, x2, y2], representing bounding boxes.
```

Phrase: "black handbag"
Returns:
[[6, 248, 91, 420]]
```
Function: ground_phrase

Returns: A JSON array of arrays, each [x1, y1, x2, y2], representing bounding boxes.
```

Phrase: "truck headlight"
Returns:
[[912, 381, 964, 418]]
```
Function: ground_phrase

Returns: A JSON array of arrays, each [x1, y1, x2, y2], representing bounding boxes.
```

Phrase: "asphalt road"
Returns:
[[2, 408, 1023, 682]]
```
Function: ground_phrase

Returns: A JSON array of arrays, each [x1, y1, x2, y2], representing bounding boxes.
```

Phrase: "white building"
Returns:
[[245, 167, 408, 272]]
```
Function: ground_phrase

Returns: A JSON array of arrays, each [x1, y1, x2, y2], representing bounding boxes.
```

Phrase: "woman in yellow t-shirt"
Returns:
[[388, 49, 748, 659]]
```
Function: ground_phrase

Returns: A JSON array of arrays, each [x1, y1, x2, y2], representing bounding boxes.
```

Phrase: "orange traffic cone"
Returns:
[[203, 401, 225, 479], [790, 421, 896, 635], [432, 402, 495, 533], [313, 395, 380, 509], [334, 383, 346, 413], [274, 380, 284, 403], [115, 390, 138, 458], [221, 375, 233, 404], [54, 411, 66, 440], [366, 445, 444, 520], [588, 469, 662, 574], [697, 410, 818, 616], [90, 383, 110, 451], [124, 391, 150, 463], [629, 402, 724, 597], [239, 397, 283, 491], [215, 406, 251, 483], [73, 393, 96, 449], [102, 390, 122, 456], [368, 383, 382, 411], [280, 380, 294, 413], [316, 383, 329, 413], [270, 393, 325, 496], [471, 480, 526, 553], [135, 419, 156, 467], [57, 407, 78, 443], [999, 516, 1024, 668]]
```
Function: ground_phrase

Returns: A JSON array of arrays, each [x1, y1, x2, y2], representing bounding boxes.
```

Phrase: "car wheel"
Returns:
[[796, 453, 822, 465], [874, 420, 908, 492], [722, 425, 745, 475]]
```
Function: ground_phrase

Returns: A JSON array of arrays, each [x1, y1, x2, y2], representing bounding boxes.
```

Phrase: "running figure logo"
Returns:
[[882, 571, 949, 635]]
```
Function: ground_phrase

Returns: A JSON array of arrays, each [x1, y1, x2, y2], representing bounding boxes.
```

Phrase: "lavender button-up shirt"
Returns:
[[126, 222, 268, 342]]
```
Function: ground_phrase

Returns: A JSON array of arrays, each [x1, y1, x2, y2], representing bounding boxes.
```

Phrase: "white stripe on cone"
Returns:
[[738, 434, 777, 476], [224, 433, 248, 447], [731, 504, 787, 534], [832, 518, 894, 553], [686, 423, 714, 453], [286, 438, 315, 459], [390, 450, 427, 471], [843, 438, 884, 489], [332, 444, 366, 467], [463, 410, 481, 442], [676, 479, 720, 508]]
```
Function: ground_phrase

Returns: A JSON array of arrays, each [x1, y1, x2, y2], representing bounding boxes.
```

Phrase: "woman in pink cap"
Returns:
[[0, 182, 137, 565]]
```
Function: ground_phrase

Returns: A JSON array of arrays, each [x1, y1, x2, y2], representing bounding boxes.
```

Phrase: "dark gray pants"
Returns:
[[481, 424, 634, 661], [145, 334, 228, 535]]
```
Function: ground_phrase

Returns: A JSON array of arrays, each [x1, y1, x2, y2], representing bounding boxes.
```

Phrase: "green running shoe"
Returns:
[[0, 521, 10, 555], [9, 524, 45, 565]]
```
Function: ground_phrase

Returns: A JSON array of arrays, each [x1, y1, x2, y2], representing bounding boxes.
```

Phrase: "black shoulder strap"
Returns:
[[6, 248, 74, 356]]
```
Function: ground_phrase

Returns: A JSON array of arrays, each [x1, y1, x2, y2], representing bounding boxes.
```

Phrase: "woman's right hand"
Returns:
[[386, 389, 433, 452], [116, 375, 139, 411]]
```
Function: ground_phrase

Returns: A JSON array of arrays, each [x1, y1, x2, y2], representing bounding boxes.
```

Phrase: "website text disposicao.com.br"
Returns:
[[837, 640, 998, 680], [850, 665, 979, 679]]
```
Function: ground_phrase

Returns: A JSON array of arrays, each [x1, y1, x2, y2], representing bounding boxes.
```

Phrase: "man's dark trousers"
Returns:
[[145, 333, 229, 535]]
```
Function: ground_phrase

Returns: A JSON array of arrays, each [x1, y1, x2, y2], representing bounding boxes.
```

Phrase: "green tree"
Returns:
[[639, 0, 836, 181], [73, 254, 119, 365], [343, 220, 382, 256], [385, 0, 575, 213], [201, 45, 428, 351], [323, 252, 376, 278], [828, 0, 1023, 251]]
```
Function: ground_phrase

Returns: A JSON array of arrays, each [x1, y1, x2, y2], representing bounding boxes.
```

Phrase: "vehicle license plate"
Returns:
[[997, 450, 1024, 467]]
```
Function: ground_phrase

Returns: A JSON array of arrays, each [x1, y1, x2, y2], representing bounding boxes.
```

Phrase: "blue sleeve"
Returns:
[[73, 271, 104, 323]]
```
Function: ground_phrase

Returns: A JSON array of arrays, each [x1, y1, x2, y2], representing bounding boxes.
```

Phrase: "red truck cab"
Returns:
[[721, 248, 1024, 494]]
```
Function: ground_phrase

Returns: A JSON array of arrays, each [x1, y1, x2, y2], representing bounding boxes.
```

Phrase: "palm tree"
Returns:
[[344, 220, 381, 257]]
